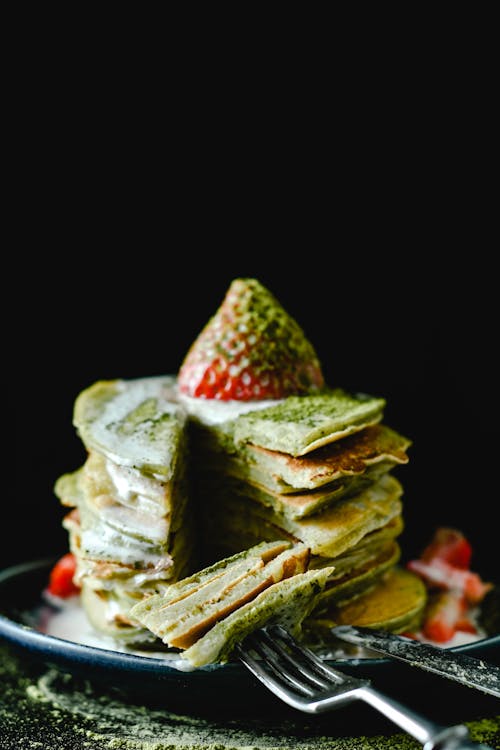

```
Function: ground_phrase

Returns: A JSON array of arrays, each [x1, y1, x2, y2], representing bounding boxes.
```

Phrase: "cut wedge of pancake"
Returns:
[[73, 376, 185, 480], [193, 425, 411, 518], [131, 541, 308, 649], [230, 390, 386, 456], [184, 568, 333, 666], [130, 542, 295, 638], [195, 423, 410, 501], [131, 541, 334, 666], [202, 475, 403, 560], [308, 567, 427, 636]]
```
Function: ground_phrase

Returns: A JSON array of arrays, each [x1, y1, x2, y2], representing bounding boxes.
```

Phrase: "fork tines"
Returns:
[[236, 624, 368, 710]]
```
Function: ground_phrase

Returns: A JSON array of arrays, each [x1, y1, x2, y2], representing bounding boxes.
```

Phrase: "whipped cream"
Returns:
[[105, 459, 168, 518], [177, 391, 283, 426]]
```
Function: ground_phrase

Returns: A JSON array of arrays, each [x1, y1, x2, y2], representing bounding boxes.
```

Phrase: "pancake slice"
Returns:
[[202, 475, 403, 560], [131, 541, 294, 636], [231, 389, 386, 456], [196, 423, 409, 501], [183, 568, 333, 666], [131, 542, 333, 666], [130, 541, 298, 633], [55, 376, 195, 643], [198, 424, 409, 519], [73, 376, 185, 479]]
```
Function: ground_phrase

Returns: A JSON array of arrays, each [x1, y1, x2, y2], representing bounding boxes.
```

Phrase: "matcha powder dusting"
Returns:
[[0, 643, 499, 750]]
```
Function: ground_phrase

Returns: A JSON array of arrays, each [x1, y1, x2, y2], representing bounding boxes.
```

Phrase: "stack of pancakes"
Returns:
[[52, 278, 426, 654], [55, 376, 196, 644], [184, 388, 417, 628], [55, 377, 424, 649]]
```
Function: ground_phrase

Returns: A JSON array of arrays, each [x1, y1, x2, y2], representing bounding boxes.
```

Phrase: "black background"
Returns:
[[7, 80, 497, 583]]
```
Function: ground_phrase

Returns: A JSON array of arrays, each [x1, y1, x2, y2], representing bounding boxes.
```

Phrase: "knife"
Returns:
[[332, 625, 500, 698]]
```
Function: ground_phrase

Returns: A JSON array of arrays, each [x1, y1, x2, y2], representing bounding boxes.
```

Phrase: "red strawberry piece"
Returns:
[[407, 558, 492, 605], [47, 553, 80, 598], [422, 590, 467, 642], [420, 527, 472, 569], [455, 617, 478, 634], [178, 278, 325, 400]]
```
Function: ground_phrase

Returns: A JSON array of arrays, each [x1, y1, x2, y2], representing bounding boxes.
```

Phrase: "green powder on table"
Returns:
[[1, 643, 499, 750]]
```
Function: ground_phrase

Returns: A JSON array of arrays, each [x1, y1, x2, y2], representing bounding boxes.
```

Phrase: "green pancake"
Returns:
[[308, 567, 427, 636], [131, 541, 310, 650], [63, 503, 197, 592], [57, 376, 196, 645], [231, 389, 386, 457], [196, 424, 411, 502], [131, 542, 334, 666], [313, 540, 401, 609], [201, 474, 403, 559], [73, 376, 186, 480], [183, 568, 333, 667]]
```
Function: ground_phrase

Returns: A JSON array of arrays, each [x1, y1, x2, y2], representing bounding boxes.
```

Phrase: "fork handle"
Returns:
[[358, 686, 493, 749]]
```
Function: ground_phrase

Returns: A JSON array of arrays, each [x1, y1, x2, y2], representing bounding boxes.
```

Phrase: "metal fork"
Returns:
[[236, 625, 493, 750]]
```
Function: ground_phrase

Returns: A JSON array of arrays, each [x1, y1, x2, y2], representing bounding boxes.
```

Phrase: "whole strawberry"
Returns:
[[178, 278, 325, 400]]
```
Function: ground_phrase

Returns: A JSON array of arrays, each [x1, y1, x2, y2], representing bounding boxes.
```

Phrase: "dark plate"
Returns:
[[1, 558, 499, 719]]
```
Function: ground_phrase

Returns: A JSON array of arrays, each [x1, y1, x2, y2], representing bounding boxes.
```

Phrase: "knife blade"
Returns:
[[332, 625, 500, 698]]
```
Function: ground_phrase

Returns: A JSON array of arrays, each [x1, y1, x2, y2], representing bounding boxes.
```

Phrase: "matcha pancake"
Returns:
[[314, 540, 401, 608], [131, 541, 334, 666], [198, 424, 410, 513], [181, 567, 333, 667], [55, 376, 196, 643], [57, 455, 191, 552], [308, 567, 427, 635], [73, 376, 185, 480], [202, 475, 403, 559], [64, 451, 183, 518], [66, 509, 197, 593], [131, 541, 309, 649], [231, 389, 386, 456]]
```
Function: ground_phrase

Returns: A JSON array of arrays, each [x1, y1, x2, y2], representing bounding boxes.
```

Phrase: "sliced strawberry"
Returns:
[[178, 278, 325, 401], [48, 553, 80, 598], [422, 590, 466, 643], [420, 527, 472, 569], [455, 617, 478, 635], [407, 558, 492, 604]]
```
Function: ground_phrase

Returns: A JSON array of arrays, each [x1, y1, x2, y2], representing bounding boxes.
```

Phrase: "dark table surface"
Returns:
[[1, 639, 499, 750]]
